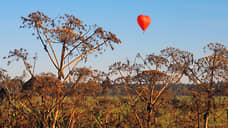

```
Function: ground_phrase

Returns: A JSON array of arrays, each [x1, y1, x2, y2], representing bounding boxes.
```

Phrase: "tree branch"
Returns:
[[40, 23, 60, 68], [36, 27, 59, 70]]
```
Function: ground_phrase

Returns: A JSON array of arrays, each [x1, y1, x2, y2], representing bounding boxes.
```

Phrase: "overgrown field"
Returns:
[[0, 79, 227, 128], [0, 14, 227, 127]]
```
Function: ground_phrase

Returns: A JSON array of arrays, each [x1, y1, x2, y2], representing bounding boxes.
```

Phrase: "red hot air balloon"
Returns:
[[137, 15, 151, 32]]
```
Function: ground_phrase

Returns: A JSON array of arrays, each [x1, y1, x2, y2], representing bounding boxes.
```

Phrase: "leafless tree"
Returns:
[[21, 11, 121, 81], [109, 49, 190, 127], [135, 51, 190, 127], [183, 43, 228, 128], [20, 11, 122, 127]]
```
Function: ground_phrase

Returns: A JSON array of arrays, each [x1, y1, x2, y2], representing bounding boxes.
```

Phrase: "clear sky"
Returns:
[[0, 0, 228, 77]]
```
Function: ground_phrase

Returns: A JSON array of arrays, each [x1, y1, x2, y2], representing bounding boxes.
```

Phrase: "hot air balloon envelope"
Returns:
[[137, 15, 151, 32]]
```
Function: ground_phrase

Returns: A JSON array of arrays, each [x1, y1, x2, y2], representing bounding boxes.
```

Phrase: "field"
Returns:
[[0, 82, 227, 128], [0, 11, 227, 128]]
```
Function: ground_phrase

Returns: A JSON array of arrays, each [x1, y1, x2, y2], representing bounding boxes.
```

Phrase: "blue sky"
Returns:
[[0, 0, 228, 77]]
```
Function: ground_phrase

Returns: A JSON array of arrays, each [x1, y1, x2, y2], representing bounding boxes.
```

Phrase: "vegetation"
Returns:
[[0, 12, 227, 128]]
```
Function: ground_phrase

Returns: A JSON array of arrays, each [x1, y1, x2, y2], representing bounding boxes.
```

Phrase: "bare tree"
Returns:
[[20, 11, 121, 127], [109, 58, 145, 127], [4, 48, 35, 78], [183, 43, 228, 128], [109, 50, 190, 127], [135, 51, 189, 127], [21, 11, 121, 81]]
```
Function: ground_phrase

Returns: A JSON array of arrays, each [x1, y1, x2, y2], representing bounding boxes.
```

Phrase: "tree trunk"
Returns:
[[52, 109, 59, 128], [204, 111, 209, 128], [227, 108, 228, 126], [58, 41, 67, 80], [204, 95, 211, 128], [53, 41, 66, 127], [147, 103, 151, 128]]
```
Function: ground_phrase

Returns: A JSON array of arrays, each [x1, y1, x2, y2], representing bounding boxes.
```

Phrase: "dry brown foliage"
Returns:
[[21, 11, 121, 81], [1, 16, 228, 128]]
